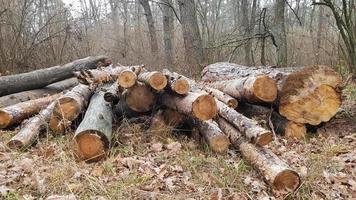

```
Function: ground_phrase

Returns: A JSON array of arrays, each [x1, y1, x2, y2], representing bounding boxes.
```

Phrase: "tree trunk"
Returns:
[[0, 78, 77, 107], [178, 0, 204, 75], [161, 92, 217, 121], [161, 0, 174, 67], [217, 118, 301, 191], [124, 82, 156, 112], [237, 103, 306, 139], [241, 0, 251, 66], [7, 102, 56, 149], [74, 84, 113, 162], [0, 56, 108, 96], [196, 119, 230, 153], [271, 0, 287, 67], [139, 0, 159, 61], [216, 100, 273, 146], [0, 93, 61, 129], [138, 71, 167, 91], [49, 84, 92, 134], [162, 69, 190, 95]]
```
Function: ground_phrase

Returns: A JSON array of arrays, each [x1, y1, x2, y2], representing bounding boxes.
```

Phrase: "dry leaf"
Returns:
[[151, 143, 163, 153], [45, 194, 76, 200]]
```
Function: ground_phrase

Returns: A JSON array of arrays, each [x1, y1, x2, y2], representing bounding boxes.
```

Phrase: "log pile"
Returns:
[[0, 57, 344, 192]]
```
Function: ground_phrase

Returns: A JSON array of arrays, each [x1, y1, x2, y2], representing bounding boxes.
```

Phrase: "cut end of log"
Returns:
[[7, 140, 23, 149], [253, 75, 277, 102], [118, 70, 137, 88], [50, 97, 81, 133], [149, 72, 167, 91], [209, 134, 230, 153], [279, 84, 341, 125], [125, 83, 156, 112], [0, 111, 12, 129], [273, 169, 301, 191], [75, 131, 107, 162], [227, 98, 238, 108], [285, 122, 306, 139], [172, 79, 190, 95], [192, 94, 217, 120], [256, 131, 273, 146]]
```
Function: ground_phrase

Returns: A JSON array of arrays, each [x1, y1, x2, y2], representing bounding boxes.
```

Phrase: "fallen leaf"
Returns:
[[45, 194, 76, 200], [151, 143, 163, 153]]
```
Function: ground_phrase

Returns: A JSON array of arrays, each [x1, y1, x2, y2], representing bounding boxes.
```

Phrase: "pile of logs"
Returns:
[[0, 57, 343, 192]]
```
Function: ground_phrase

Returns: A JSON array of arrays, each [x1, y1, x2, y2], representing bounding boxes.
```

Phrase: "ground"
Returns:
[[0, 84, 355, 200]]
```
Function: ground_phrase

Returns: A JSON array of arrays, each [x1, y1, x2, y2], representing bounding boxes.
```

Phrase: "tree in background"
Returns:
[[271, 0, 288, 67]]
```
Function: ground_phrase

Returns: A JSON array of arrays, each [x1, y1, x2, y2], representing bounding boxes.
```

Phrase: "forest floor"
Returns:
[[0, 84, 355, 200]]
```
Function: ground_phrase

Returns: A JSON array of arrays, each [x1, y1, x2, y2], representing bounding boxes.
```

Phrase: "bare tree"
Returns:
[[271, 0, 288, 67], [161, 0, 174, 68]]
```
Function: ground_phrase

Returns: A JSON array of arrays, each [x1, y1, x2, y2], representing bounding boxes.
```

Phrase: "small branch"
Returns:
[[284, 0, 302, 26]]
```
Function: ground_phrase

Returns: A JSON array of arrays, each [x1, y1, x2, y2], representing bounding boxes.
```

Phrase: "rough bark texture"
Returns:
[[200, 85, 238, 108], [74, 85, 113, 162], [217, 118, 301, 191], [272, 0, 287, 66], [124, 82, 156, 113], [103, 82, 121, 104], [0, 56, 108, 96], [162, 69, 190, 95], [237, 103, 306, 139], [0, 93, 61, 129], [216, 100, 273, 146], [49, 84, 92, 134], [161, 92, 217, 121], [0, 78, 77, 107], [197, 119, 230, 153], [74, 65, 127, 85], [8, 102, 55, 149], [161, 0, 174, 67], [138, 71, 167, 91]]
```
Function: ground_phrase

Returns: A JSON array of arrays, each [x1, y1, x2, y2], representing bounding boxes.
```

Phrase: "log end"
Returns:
[[273, 169, 301, 191], [253, 75, 277, 102], [279, 84, 341, 125], [126, 83, 156, 112], [49, 97, 81, 133], [256, 131, 273, 146], [284, 122, 306, 139], [118, 70, 137, 88], [227, 98, 238, 109], [75, 131, 107, 162], [7, 140, 23, 149], [149, 72, 168, 91], [0, 110, 12, 129], [172, 79, 190, 95], [209, 134, 230, 153], [192, 94, 217, 120]]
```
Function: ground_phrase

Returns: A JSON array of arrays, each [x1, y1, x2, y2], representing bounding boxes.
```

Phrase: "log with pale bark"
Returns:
[[162, 69, 190, 95], [138, 71, 167, 91], [196, 119, 230, 153], [74, 84, 113, 162], [161, 92, 217, 121], [237, 103, 306, 139], [216, 100, 273, 146], [0, 78, 78, 107], [0, 56, 108, 96], [217, 118, 301, 191], [8, 102, 56, 149], [49, 84, 92, 134], [103, 82, 121, 104], [202, 63, 342, 125], [0, 94, 61, 129]]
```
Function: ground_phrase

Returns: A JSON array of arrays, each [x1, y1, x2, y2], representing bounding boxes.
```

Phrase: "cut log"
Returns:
[[49, 84, 92, 134], [196, 120, 230, 153], [103, 82, 122, 104], [202, 63, 342, 125], [199, 85, 238, 108], [138, 71, 167, 91], [161, 92, 217, 121], [237, 103, 306, 139], [7, 102, 56, 149], [216, 100, 273, 146], [0, 56, 108, 96], [118, 65, 144, 88], [123, 82, 156, 113], [217, 118, 301, 191], [162, 69, 190, 95], [0, 94, 61, 129], [74, 84, 113, 162], [0, 78, 78, 107]]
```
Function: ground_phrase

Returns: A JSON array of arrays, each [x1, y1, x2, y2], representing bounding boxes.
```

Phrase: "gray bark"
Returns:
[[161, 0, 174, 68], [271, 0, 287, 67]]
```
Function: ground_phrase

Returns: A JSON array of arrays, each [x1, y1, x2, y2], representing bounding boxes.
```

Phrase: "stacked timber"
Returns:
[[0, 57, 345, 193]]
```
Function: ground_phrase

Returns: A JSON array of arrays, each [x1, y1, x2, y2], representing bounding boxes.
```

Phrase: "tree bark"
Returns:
[[0, 93, 61, 129], [8, 102, 55, 149], [241, 0, 251, 65], [271, 0, 287, 67], [200, 85, 238, 109], [0, 78, 77, 107], [162, 69, 190, 95], [0, 56, 108, 96], [216, 100, 273, 146], [217, 118, 301, 191], [74, 84, 113, 162], [161, 92, 217, 121], [49, 84, 92, 134], [196, 119, 230, 153], [237, 103, 306, 139], [103, 82, 122, 104], [138, 71, 168, 91], [161, 0, 174, 67]]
